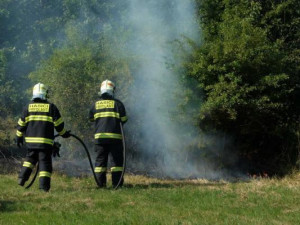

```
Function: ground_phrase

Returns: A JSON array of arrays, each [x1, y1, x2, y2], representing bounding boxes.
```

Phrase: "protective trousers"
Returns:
[[18, 149, 52, 191], [94, 143, 123, 187]]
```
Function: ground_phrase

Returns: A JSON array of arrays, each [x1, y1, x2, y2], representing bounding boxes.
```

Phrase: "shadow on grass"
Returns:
[[122, 182, 228, 189], [61, 182, 228, 191], [0, 200, 16, 212]]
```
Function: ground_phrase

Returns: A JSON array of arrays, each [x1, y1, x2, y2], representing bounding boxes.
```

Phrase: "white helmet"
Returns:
[[32, 83, 48, 100], [99, 79, 115, 97]]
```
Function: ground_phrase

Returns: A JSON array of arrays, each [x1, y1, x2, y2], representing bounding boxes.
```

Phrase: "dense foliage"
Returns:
[[188, 0, 300, 174], [0, 0, 299, 175]]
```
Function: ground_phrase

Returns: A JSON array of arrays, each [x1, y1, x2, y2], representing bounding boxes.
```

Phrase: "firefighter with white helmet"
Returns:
[[89, 79, 128, 188], [16, 83, 70, 191]]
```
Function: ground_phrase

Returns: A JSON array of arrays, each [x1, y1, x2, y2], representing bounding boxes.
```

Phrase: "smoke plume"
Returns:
[[123, 0, 203, 178], [120, 0, 243, 180]]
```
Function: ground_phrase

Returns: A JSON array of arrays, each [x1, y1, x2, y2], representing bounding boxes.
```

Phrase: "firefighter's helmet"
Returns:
[[99, 79, 115, 96], [32, 83, 48, 100]]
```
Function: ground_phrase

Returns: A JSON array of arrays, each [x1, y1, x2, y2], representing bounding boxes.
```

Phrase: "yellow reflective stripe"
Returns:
[[94, 133, 122, 139], [121, 116, 127, 122], [54, 117, 63, 126], [58, 128, 66, 135], [18, 118, 26, 126], [16, 130, 23, 137], [111, 167, 123, 172], [39, 171, 51, 177], [94, 112, 120, 119], [25, 137, 53, 145], [23, 161, 34, 169], [25, 115, 53, 123], [94, 167, 107, 172]]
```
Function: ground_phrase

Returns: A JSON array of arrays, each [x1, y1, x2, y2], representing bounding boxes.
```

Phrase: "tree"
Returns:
[[187, 0, 300, 174]]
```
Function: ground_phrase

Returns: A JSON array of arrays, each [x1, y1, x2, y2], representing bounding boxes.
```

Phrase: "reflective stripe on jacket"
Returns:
[[89, 95, 127, 144], [16, 99, 66, 149]]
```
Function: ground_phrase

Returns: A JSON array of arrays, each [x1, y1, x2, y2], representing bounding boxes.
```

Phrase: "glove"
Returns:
[[61, 130, 71, 138], [52, 142, 61, 157], [16, 136, 23, 148]]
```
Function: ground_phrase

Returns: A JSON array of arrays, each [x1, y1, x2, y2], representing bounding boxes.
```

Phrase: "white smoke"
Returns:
[[123, 0, 206, 178]]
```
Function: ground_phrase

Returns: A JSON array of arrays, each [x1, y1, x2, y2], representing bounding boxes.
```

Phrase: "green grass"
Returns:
[[0, 173, 299, 225]]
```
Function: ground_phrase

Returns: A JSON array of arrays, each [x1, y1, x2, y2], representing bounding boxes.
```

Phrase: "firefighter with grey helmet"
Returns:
[[89, 79, 128, 188], [16, 83, 71, 191]]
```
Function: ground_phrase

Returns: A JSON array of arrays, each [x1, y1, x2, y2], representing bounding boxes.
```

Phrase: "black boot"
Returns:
[[96, 172, 107, 188], [112, 171, 123, 188], [18, 178, 26, 186], [39, 177, 51, 192]]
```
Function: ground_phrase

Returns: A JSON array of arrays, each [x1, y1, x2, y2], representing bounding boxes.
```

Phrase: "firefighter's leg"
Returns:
[[18, 149, 38, 186], [38, 149, 52, 192], [94, 144, 109, 187], [110, 143, 124, 187]]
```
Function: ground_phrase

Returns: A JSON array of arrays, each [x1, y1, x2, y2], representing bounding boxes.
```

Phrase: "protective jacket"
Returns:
[[89, 94, 127, 144], [16, 99, 67, 149]]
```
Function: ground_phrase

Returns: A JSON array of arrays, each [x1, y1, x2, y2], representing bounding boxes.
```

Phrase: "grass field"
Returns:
[[0, 172, 299, 225]]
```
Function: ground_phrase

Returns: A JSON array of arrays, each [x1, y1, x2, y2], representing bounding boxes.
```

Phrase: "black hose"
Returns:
[[25, 162, 39, 189], [114, 122, 126, 190], [25, 133, 103, 189], [68, 133, 102, 188]]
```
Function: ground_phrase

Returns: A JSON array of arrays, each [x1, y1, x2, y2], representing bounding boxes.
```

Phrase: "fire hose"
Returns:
[[25, 126, 126, 190], [114, 122, 126, 190], [25, 133, 102, 189]]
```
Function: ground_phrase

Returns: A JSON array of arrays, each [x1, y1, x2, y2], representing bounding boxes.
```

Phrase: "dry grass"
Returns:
[[0, 172, 299, 225]]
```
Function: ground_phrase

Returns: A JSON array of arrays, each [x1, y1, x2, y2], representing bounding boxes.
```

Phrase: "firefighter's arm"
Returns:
[[119, 102, 128, 124], [52, 104, 69, 137], [16, 117, 27, 137], [89, 106, 95, 122], [16, 107, 28, 147]]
